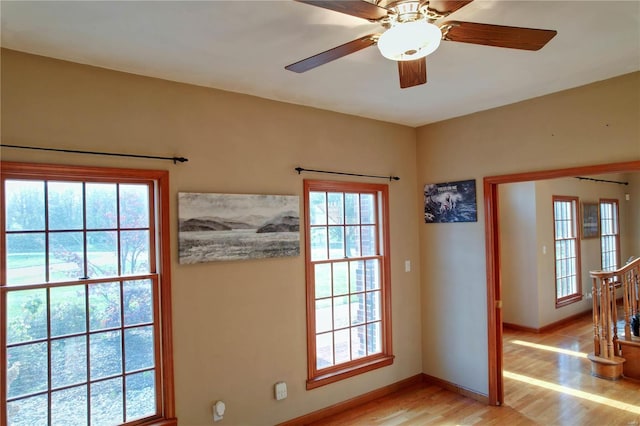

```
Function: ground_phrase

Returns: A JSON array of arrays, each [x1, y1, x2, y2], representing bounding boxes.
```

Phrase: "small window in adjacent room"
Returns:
[[303, 180, 393, 389], [1, 162, 175, 426], [600, 199, 620, 272], [552, 196, 582, 307]]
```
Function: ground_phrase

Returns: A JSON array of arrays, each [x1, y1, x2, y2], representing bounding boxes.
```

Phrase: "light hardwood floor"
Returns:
[[308, 313, 640, 425]]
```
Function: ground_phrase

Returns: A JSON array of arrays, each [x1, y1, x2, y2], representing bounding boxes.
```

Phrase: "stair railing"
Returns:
[[591, 257, 640, 360]]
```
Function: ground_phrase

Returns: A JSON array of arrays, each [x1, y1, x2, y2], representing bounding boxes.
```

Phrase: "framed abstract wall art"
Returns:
[[424, 179, 477, 223]]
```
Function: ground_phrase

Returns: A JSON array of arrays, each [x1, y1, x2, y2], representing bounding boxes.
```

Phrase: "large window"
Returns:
[[304, 180, 393, 389], [552, 196, 582, 307], [1, 162, 175, 426], [600, 199, 620, 272]]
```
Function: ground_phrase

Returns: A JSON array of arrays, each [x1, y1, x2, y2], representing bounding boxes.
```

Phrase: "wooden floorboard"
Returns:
[[308, 312, 640, 425]]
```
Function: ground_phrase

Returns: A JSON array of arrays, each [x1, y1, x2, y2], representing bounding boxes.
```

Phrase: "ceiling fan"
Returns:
[[285, 0, 557, 88]]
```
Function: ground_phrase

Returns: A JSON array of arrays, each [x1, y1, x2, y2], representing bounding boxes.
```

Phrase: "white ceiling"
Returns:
[[1, 0, 639, 127]]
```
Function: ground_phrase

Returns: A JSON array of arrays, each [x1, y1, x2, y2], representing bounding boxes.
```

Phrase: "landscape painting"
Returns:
[[178, 192, 300, 264], [424, 179, 477, 223]]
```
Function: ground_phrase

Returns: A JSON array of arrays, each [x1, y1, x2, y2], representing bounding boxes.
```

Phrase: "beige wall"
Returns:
[[2, 47, 640, 422], [0, 49, 423, 425], [499, 181, 539, 328], [500, 175, 635, 329], [416, 72, 640, 395], [627, 173, 640, 257]]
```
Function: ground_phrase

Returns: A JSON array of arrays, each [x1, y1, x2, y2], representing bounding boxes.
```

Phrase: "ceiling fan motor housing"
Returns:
[[382, 0, 444, 26]]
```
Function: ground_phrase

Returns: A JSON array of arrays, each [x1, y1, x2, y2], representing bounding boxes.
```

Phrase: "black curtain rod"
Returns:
[[575, 176, 628, 186], [0, 144, 188, 164], [295, 167, 399, 181]]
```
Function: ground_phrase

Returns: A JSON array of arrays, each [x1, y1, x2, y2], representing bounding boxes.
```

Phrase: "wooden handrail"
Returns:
[[590, 257, 640, 361], [590, 257, 640, 280]]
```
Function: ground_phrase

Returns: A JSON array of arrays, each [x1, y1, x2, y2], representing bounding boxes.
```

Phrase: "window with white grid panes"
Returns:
[[600, 199, 620, 272], [552, 196, 582, 307], [1, 162, 175, 426], [304, 180, 393, 389]]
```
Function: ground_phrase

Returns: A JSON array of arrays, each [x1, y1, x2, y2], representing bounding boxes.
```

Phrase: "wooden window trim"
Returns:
[[304, 180, 393, 390], [552, 196, 582, 308], [0, 161, 176, 426], [599, 198, 620, 272], [556, 293, 583, 308], [306, 355, 395, 390]]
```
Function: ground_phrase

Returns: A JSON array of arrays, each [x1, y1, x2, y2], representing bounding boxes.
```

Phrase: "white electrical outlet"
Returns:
[[275, 382, 287, 400], [213, 400, 225, 422]]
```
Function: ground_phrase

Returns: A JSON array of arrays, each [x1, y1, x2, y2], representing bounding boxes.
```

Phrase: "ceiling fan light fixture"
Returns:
[[377, 20, 442, 61]]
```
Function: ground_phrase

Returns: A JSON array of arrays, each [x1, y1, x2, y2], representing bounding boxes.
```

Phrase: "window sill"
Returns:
[[134, 417, 177, 426], [306, 355, 395, 390], [556, 294, 583, 308]]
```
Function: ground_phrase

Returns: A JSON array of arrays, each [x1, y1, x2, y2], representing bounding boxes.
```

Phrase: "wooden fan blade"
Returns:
[[442, 21, 557, 51], [285, 35, 378, 73], [428, 1, 473, 16], [398, 58, 427, 89], [294, 0, 388, 20]]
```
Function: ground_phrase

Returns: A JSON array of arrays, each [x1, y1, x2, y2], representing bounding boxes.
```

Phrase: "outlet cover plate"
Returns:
[[275, 382, 287, 400]]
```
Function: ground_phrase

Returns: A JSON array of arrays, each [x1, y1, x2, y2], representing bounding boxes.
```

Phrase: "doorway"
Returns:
[[484, 160, 640, 405]]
